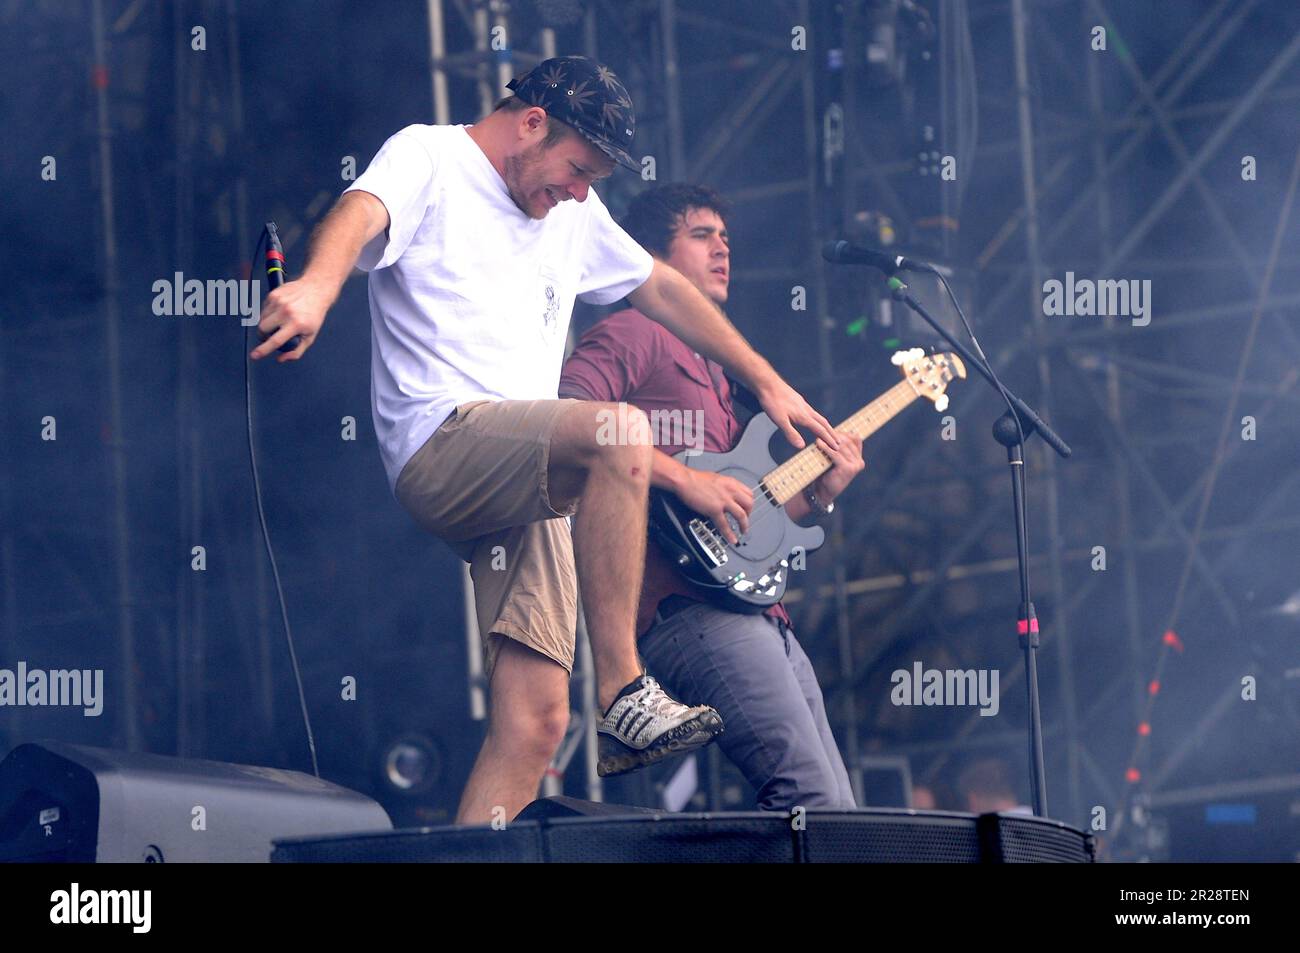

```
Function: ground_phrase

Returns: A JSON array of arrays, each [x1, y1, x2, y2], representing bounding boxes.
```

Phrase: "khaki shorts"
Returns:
[[394, 399, 579, 679]]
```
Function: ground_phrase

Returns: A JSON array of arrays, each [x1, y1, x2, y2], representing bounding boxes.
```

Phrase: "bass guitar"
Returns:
[[648, 348, 965, 611]]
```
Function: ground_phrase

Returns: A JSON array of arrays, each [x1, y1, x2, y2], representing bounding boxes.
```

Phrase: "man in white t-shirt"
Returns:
[[253, 56, 838, 824]]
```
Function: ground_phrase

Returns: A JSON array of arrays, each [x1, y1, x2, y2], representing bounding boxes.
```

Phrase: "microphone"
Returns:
[[261, 221, 301, 352], [264, 221, 286, 291], [821, 240, 936, 274]]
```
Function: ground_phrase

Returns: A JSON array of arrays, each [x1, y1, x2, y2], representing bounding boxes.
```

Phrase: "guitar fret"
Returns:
[[764, 380, 920, 504]]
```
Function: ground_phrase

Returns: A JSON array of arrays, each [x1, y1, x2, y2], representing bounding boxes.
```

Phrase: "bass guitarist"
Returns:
[[560, 184, 864, 810]]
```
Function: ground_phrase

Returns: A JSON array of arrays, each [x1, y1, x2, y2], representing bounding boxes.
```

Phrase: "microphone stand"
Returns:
[[886, 274, 1070, 819]]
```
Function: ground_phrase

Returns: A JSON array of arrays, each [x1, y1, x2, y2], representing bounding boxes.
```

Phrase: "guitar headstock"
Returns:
[[891, 347, 967, 412]]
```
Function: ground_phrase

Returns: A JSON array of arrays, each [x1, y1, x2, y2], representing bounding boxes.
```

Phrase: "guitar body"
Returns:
[[648, 412, 826, 613]]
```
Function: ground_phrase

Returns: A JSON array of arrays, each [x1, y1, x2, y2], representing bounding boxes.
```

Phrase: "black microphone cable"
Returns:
[[932, 270, 1026, 454], [244, 222, 320, 778]]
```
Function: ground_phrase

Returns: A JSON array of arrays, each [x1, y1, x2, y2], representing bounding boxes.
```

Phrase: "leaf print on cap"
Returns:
[[600, 99, 626, 129], [596, 64, 620, 90], [567, 79, 597, 112]]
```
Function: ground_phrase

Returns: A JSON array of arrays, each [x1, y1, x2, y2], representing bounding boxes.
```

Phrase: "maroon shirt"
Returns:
[[559, 307, 793, 636]]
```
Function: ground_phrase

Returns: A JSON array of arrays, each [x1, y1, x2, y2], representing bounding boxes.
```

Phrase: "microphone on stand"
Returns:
[[821, 239, 937, 275]]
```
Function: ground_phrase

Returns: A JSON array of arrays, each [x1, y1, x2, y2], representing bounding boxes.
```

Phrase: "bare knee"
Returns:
[[553, 402, 654, 488], [590, 405, 653, 480], [488, 700, 570, 765], [485, 640, 572, 765]]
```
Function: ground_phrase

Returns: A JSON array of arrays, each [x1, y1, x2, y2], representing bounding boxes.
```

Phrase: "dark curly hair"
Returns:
[[619, 183, 730, 258]]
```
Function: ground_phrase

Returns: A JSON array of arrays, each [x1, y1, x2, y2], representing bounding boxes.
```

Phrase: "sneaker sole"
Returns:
[[596, 711, 724, 778]]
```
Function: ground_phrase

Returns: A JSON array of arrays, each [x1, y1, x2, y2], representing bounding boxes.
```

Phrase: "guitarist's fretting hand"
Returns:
[[754, 377, 838, 451], [678, 470, 754, 546], [812, 432, 867, 500], [783, 430, 867, 524]]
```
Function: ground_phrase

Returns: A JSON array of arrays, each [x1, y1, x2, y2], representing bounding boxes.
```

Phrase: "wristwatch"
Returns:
[[804, 486, 835, 519]]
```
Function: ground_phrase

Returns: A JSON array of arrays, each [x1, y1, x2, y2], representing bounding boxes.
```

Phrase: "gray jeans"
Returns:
[[639, 601, 857, 811]]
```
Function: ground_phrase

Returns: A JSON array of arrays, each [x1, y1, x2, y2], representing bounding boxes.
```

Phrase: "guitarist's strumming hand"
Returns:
[[678, 470, 753, 546]]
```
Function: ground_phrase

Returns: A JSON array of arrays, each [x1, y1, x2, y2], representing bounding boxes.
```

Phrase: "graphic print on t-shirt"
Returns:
[[539, 264, 562, 340]]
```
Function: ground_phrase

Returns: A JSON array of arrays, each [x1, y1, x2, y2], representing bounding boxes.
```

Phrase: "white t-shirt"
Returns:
[[343, 123, 654, 492]]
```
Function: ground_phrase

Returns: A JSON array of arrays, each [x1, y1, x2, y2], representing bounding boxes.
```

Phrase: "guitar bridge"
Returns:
[[688, 518, 729, 568]]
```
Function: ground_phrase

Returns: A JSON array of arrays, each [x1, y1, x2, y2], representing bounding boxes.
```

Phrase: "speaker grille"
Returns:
[[987, 814, 1094, 863], [273, 823, 545, 863], [544, 814, 792, 863], [800, 812, 982, 863]]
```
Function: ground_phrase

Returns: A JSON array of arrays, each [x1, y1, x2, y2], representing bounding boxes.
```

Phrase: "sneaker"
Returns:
[[596, 675, 723, 778]]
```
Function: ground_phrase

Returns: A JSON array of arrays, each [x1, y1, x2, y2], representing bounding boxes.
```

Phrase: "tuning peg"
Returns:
[[891, 350, 907, 366], [934, 395, 949, 412], [910, 347, 924, 360]]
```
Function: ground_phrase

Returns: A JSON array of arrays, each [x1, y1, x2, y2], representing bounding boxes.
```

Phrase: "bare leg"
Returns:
[[548, 402, 654, 711], [455, 638, 570, 825]]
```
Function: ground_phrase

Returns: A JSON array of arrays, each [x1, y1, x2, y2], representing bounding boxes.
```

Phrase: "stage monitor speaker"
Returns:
[[273, 800, 1095, 863], [0, 740, 393, 862]]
